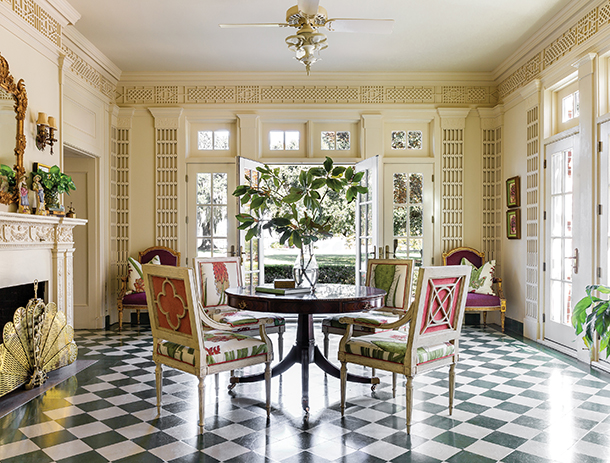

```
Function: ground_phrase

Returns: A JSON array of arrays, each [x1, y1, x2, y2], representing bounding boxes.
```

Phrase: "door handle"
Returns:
[[566, 248, 579, 274]]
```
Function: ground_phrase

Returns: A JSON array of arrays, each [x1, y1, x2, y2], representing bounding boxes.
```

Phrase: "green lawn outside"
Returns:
[[265, 253, 356, 266]]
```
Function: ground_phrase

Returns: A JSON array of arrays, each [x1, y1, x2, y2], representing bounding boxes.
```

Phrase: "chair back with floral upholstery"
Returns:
[[142, 264, 206, 370], [365, 259, 414, 310], [405, 265, 471, 372], [194, 257, 242, 308], [442, 246, 483, 268]]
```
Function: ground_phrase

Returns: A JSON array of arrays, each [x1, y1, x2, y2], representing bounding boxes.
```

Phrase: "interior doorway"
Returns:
[[64, 147, 101, 329]]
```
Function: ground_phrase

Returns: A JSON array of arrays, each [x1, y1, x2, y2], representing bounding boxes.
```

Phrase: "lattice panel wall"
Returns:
[[116, 128, 130, 279], [482, 127, 502, 271], [442, 128, 464, 252], [525, 106, 540, 319], [155, 129, 179, 250]]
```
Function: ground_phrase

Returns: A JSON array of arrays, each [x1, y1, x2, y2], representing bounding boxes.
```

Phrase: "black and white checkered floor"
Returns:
[[2, 323, 610, 463]]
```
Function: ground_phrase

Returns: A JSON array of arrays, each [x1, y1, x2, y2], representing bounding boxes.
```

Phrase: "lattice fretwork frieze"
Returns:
[[499, 0, 610, 100], [117, 85, 496, 106]]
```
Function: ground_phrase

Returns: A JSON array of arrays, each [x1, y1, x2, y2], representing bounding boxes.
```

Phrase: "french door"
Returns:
[[237, 157, 265, 288], [186, 163, 237, 265], [355, 156, 379, 285], [383, 163, 434, 269], [544, 135, 589, 355]]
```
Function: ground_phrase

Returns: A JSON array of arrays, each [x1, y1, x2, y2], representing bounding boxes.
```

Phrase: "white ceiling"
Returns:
[[66, 0, 575, 75]]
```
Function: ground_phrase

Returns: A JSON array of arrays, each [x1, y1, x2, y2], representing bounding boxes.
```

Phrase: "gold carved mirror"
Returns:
[[0, 52, 27, 205]]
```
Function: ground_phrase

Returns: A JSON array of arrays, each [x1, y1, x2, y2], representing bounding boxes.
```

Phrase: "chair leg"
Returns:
[[392, 373, 397, 398], [483, 312, 487, 327], [136, 309, 141, 325], [118, 306, 123, 332], [198, 376, 205, 429], [501, 311, 506, 333], [406, 375, 413, 435], [278, 326, 285, 360], [265, 360, 272, 418], [340, 361, 347, 416], [449, 363, 455, 415], [323, 329, 329, 358], [155, 363, 163, 417]]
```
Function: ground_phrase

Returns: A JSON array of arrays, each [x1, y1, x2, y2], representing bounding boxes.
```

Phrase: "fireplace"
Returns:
[[0, 211, 86, 329], [0, 281, 47, 342]]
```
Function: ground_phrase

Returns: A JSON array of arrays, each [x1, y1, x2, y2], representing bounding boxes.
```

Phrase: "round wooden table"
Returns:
[[225, 284, 386, 412]]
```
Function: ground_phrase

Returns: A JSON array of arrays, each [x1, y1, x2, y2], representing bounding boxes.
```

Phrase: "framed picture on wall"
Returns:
[[33, 162, 51, 173], [506, 176, 520, 208], [507, 209, 521, 239]]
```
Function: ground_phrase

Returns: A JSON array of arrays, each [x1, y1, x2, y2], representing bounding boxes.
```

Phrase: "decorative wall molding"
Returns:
[[61, 43, 116, 100], [117, 84, 497, 106], [498, 0, 610, 100], [2, 0, 62, 47]]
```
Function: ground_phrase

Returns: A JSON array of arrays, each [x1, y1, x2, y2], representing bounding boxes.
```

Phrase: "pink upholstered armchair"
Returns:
[[117, 246, 181, 331], [442, 246, 506, 332]]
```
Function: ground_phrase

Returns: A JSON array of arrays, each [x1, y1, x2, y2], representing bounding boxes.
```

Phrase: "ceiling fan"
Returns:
[[219, 0, 395, 75]]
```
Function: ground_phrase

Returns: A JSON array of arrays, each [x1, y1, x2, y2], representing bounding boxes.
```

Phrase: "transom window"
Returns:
[[562, 91, 579, 123], [321, 131, 350, 150], [198, 130, 229, 150], [270, 131, 300, 150], [391, 130, 423, 150]]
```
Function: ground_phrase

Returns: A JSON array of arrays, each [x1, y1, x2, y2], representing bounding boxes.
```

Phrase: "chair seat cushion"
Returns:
[[465, 292, 502, 308], [344, 330, 455, 365], [322, 311, 400, 332], [212, 310, 286, 328], [157, 329, 268, 367], [121, 291, 147, 306]]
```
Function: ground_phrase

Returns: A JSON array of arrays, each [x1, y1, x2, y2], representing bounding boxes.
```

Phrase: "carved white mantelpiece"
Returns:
[[0, 212, 87, 327]]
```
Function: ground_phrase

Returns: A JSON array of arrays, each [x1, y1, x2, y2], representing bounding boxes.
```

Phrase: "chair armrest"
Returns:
[[198, 301, 273, 330], [493, 278, 505, 300], [339, 307, 411, 331], [117, 276, 129, 300]]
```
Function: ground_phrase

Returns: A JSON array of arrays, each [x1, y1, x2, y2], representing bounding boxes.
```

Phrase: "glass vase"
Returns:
[[293, 251, 319, 290]]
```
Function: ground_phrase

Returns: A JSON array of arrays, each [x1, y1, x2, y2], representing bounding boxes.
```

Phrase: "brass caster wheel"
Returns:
[[227, 383, 236, 391], [371, 384, 377, 392]]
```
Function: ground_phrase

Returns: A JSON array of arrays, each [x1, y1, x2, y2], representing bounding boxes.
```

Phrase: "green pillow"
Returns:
[[460, 258, 495, 295]]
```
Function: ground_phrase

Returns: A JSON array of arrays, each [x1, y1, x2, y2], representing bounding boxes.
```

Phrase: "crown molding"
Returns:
[[62, 26, 122, 82], [37, 0, 80, 26], [493, 0, 597, 81]]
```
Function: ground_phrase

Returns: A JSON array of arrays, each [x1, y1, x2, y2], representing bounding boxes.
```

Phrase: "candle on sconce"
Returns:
[[47, 116, 57, 129], [36, 112, 48, 126]]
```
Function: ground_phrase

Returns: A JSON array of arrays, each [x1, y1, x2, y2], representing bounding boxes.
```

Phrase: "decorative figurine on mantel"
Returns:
[[66, 202, 76, 218], [18, 174, 30, 214], [31, 174, 47, 215]]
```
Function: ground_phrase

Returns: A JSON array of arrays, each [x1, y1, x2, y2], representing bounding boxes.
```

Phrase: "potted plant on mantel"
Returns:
[[573, 284, 610, 359], [233, 157, 368, 290], [32, 165, 76, 214]]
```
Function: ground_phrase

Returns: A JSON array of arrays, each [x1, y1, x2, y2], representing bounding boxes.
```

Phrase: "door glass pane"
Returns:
[[565, 149, 573, 192], [391, 170, 426, 265], [197, 173, 211, 204], [550, 280, 562, 322], [394, 173, 407, 203], [213, 173, 228, 204], [551, 196, 562, 236], [551, 152, 562, 194], [409, 174, 423, 203], [564, 238, 572, 281], [393, 206, 407, 235], [196, 172, 227, 257], [550, 238, 562, 280], [409, 206, 423, 236], [564, 193, 572, 236], [213, 206, 228, 236]]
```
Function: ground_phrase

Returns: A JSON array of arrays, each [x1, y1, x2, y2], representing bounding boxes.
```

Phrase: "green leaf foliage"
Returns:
[[232, 157, 369, 249], [33, 165, 76, 195], [572, 284, 610, 358]]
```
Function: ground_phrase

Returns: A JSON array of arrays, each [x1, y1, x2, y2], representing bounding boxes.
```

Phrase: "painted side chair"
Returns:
[[142, 264, 273, 430], [321, 259, 414, 358], [442, 246, 506, 332], [338, 265, 471, 434], [194, 257, 286, 359], [117, 246, 181, 331]]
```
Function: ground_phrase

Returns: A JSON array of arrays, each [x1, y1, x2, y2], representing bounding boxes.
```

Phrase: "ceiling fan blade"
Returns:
[[325, 19, 395, 34], [219, 23, 289, 28], [298, 0, 321, 16]]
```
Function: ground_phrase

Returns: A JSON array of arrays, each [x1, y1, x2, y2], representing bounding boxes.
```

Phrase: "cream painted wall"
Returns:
[[129, 110, 157, 256], [501, 98, 528, 324], [0, 21, 61, 213]]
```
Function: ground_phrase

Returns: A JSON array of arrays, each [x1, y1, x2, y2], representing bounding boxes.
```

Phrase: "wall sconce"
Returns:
[[36, 112, 58, 155]]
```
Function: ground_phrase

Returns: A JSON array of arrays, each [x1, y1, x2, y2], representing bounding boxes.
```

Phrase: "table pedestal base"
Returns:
[[229, 314, 379, 412]]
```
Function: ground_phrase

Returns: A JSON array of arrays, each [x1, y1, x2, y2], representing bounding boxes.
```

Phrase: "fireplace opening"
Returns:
[[0, 281, 48, 343]]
